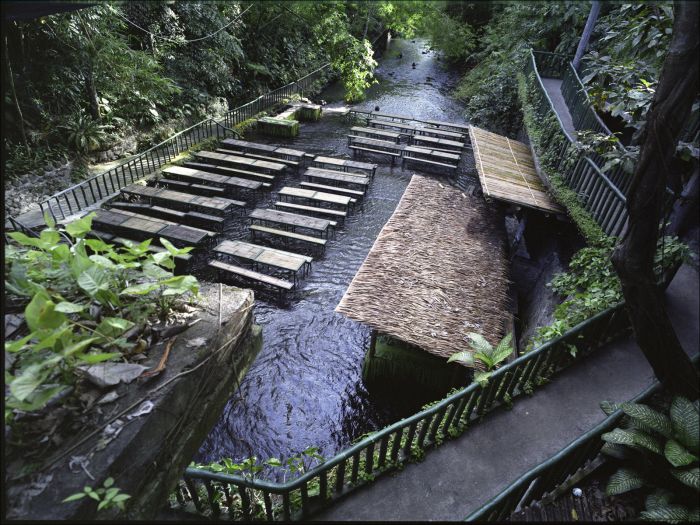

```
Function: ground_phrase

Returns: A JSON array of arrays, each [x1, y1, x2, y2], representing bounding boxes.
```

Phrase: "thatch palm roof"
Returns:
[[336, 175, 510, 363]]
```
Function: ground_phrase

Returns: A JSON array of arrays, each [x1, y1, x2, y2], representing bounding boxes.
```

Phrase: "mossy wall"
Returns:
[[362, 334, 468, 397], [257, 117, 300, 138]]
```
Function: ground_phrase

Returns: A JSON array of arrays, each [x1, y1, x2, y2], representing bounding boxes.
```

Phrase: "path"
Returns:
[[312, 264, 699, 521], [541, 78, 576, 138]]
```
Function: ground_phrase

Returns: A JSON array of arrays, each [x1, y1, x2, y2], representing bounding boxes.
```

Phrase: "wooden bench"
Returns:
[[185, 211, 225, 231], [402, 156, 459, 174], [250, 224, 327, 249], [183, 161, 276, 183], [299, 182, 363, 200], [156, 178, 191, 192], [158, 179, 227, 197], [209, 259, 294, 292], [274, 201, 347, 220], [216, 148, 300, 170]]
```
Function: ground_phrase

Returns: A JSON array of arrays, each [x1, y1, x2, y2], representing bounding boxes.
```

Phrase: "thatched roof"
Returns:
[[336, 175, 510, 363]]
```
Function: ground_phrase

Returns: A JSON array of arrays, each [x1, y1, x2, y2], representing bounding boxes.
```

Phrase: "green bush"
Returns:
[[4, 213, 198, 422]]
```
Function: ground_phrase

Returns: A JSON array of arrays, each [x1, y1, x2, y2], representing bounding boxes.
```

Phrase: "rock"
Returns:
[[78, 363, 149, 388]]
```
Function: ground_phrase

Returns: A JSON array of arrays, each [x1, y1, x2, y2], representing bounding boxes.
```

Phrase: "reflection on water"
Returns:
[[195, 38, 472, 467]]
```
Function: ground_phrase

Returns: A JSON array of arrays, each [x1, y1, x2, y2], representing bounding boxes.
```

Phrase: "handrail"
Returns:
[[466, 352, 699, 521], [6, 63, 331, 229], [526, 49, 628, 237], [175, 302, 632, 520]]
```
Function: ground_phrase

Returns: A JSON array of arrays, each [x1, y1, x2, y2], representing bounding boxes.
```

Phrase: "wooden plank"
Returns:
[[304, 167, 370, 187], [278, 186, 352, 207], [250, 224, 327, 246], [249, 208, 330, 233], [183, 162, 275, 183], [163, 166, 263, 190], [209, 259, 294, 290], [274, 201, 348, 219], [299, 182, 364, 198], [194, 151, 286, 174]]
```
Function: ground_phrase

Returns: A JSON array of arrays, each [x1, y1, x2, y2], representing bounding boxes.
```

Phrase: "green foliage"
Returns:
[[421, 8, 475, 64], [62, 477, 131, 513], [601, 396, 700, 521], [448, 332, 514, 386], [527, 235, 687, 351], [582, 2, 673, 130], [4, 214, 198, 420]]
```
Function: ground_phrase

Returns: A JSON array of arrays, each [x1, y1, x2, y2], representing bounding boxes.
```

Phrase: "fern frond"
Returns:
[[466, 332, 493, 356], [447, 351, 475, 366]]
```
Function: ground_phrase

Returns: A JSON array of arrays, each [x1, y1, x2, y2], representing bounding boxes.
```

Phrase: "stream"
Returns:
[[195, 37, 473, 469]]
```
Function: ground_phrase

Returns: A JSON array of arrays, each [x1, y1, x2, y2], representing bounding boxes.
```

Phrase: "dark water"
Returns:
[[195, 38, 471, 467]]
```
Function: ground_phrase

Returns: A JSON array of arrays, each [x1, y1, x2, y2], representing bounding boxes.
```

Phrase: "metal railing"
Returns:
[[466, 353, 699, 521], [10, 64, 330, 227], [173, 302, 631, 521], [526, 50, 628, 238]]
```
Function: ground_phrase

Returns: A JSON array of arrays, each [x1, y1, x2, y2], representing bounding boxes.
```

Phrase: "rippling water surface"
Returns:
[[195, 38, 471, 467]]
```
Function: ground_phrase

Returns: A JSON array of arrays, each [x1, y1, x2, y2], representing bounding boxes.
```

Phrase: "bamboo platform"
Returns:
[[469, 125, 564, 214]]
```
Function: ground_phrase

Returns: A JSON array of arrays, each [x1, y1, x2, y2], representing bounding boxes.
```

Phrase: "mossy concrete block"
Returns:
[[5, 284, 262, 520], [296, 104, 322, 122], [257, 116, 300, 138]]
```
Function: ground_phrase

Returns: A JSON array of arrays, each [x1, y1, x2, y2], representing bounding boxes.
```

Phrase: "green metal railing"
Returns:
[[526, 50, 628, 238], [173, 302, 631, 521], [17, 64, 330, 226], [466, 352, 699, 521]]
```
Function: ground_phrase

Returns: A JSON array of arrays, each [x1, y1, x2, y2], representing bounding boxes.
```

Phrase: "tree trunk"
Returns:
[[611, 1, 699, 399], [667, 168, 699, 237], [4, 33, 29, 148], [85, 67, 101, 120], [573, 1, 601, 70]]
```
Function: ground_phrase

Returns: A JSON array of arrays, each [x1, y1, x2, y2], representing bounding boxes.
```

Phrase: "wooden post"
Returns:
[[573, 1, 601, 70]]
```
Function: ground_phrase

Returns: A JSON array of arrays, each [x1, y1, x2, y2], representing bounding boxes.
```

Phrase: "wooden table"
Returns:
[[248, 208, 331, 236], [194, 151, 287, 175], [93, 209, 210, 247], [414, 127, 464, 140], [304, 167, 370, 188], [411, 135, 465, 152], [368, 120, 417, 135], [312, 156, 377, 178], [214, 239, 310, 280], [162, 166, 263, 191], [367, 112, 413, 123], [278, 186, 352, 210], [221, 139, 306, 161], [121, 184, 240, 216], [424, 120, 471, 133], [349, 126, 401, 144], [403, 146, 460, 162]]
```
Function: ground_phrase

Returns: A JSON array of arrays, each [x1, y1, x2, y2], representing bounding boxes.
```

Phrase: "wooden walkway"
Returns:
[[469, 125, 564, 214]]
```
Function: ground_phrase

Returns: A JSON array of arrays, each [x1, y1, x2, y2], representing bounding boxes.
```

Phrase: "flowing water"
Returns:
[[195, 38, 473, 468]]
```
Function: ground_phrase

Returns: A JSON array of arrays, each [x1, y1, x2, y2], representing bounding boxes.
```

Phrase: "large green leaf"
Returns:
[[491, 332, 513, 366], [9, 365, 49, 402], [670, 467, 700, 489], [466, 332, 493, 356], [606, 467, 646, 495], [79, 352, 122, 364], [77, 266, 111, 297], [670, 397, 699, 453], [40, 228, 60, 246], [95, 318, 134, 339], [54, 301, 86, 313], [6, 384, 69, 411], [664, 439, 698, 468], [447, 351, 475, 366], [62, 337, 101, 358], [645, 488, 673, 511], [64, 212, 95, 238], [8, 231, 53, 250], [25, 292, 66, 332], [120, 282, 159, 295], [620, 402, 674, 439], [640, 504, 691, 523], [5, 333, 35, 353], [601, 400, 621, 416]]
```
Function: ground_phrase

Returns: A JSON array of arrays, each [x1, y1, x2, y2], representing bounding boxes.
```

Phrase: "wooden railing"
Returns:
[[172, 302, 632, 521], [526, 50, 629, 238], [8, 64, 330, 227], [466, 353, 699, 521]]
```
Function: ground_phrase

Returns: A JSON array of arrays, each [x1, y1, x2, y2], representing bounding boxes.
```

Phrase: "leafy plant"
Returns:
[[62, 477, 131, 512], [448, 332, 514, 386], [600, 396, 699, 522], [4, 213, 198, 421]]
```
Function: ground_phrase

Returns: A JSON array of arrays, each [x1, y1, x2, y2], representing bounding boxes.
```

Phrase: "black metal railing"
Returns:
[[7, 64, 330, 227], [526, 50, 628, 238], [173, 303, 631, 521]]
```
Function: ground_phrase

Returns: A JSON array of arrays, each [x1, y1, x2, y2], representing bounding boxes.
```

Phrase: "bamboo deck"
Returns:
[[469, 125, 563, 214]]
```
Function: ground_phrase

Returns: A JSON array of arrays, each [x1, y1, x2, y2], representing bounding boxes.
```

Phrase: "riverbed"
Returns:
[[195, 37, 474, 468]]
